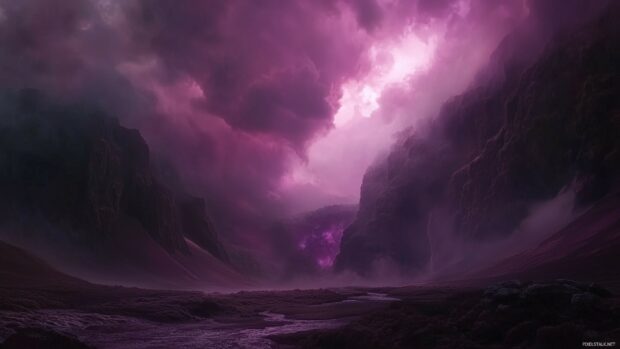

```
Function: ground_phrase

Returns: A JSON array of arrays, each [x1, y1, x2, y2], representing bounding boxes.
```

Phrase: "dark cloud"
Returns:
[[0, 0, 91, 91], [347, 0, 384, 32], [0, 0, 367, 246], [234, 67, 333, 146], [416, 0, 457, 17], [127, 0, 367, 151]]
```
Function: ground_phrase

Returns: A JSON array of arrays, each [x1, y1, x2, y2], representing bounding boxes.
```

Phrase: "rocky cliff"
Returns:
[[336, 1, 620, 275], [0, 89, 228, 266], [450, 8, 620, 239]]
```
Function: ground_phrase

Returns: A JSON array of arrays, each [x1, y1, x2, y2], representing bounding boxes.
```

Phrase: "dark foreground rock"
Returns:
[[1, 258, 617, 349], [271, 280, 620, 349], [6, 237, 615, 348]]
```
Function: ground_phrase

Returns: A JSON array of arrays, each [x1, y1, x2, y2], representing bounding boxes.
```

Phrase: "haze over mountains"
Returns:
[[1, 0, 619, 347], [0, 0, 617, 291]]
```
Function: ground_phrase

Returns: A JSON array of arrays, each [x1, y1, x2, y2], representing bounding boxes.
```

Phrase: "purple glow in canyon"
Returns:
[[298, 224, 347, 269]]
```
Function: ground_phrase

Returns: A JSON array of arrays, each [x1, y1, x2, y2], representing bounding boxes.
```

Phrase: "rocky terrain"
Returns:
[[272, 280, 620, 349], [1, 240, 618, 349]]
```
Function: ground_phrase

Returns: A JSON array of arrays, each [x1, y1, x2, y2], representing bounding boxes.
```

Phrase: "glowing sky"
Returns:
[[279, 0, 523, 212], [282, 29, 438, 206], [334, 30, 437, 126]]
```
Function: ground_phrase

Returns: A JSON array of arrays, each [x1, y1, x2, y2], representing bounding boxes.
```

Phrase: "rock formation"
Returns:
[[336, 1, 620, 275], [0, 89, 229, 268]]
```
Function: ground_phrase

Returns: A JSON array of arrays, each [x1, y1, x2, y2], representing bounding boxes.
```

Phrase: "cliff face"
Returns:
[[0, 89, 228, 263], [336, 139, 458, 274], [451, 9, 620, 239], [336, 2, 620, 275]]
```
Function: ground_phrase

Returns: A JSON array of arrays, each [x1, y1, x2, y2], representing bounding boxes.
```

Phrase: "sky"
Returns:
[[112, 0, 525, 219], [0, 0, 529, 266]]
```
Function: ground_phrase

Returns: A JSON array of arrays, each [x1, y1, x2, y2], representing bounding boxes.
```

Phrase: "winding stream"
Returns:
[[0, 292, 400, 348]]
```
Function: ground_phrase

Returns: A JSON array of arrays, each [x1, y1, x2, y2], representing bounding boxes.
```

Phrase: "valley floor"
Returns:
[[1, 279, 619, 349]]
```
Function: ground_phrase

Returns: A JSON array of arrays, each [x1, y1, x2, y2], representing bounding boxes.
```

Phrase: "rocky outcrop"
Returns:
[[0, 89, 227, 261], [336, 1, 620, 275]]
